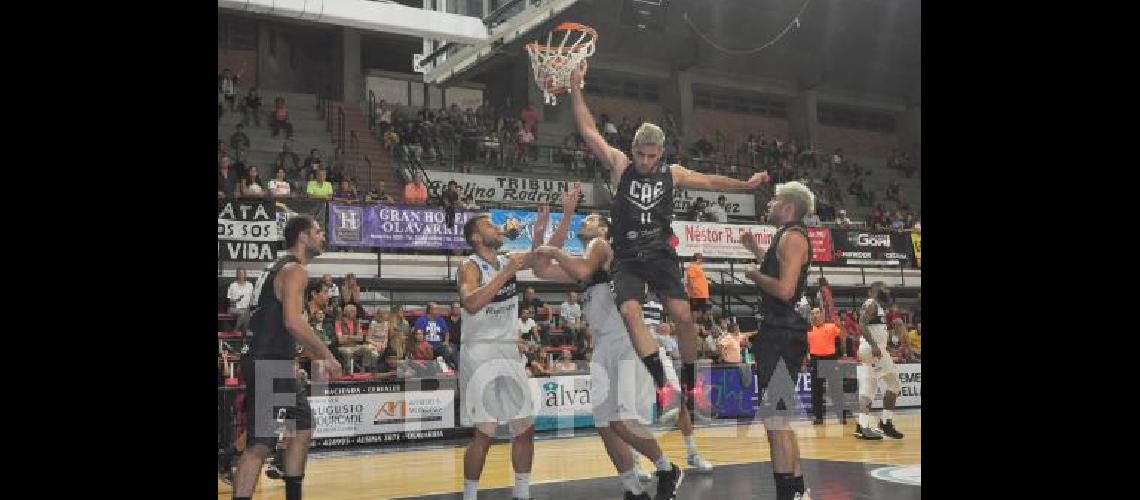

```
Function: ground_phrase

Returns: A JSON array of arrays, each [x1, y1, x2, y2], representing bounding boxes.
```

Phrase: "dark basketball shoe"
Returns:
[[624, 492, 651, 500], [854, 423, 883, 440], [655, 463, 684, 500], [880, 419, 905, 439], [265, 455, 284, 480]]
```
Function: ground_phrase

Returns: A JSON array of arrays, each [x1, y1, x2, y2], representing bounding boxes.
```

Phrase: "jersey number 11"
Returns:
[[640, 212, 652, 225]]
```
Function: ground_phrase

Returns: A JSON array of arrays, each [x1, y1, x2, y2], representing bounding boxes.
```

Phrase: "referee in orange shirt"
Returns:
[[808, 307, 845, 425]]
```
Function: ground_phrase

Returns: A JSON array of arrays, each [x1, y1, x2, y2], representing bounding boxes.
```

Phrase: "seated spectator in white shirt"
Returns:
[[267, 167, 292, 197], [226, 268, 254, 332], [704, 195, 729, 223], [836, 209, 853, 228]]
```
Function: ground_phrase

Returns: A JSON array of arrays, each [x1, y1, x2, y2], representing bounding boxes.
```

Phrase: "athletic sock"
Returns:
[[773, 472, 796, 500], [641, 352, 667, 389], [619, 468, 645, 494], [283, 475, 304, 500], [513, 473, 530, 498], [653, 453, 671, 472], [464, 479, 479, 500], [684, 435, 698, 456], [881, 409, 893, 423]]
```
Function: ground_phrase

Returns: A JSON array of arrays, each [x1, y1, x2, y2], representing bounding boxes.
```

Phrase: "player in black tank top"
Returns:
[[231, 215, 343, 500], [566, 64, 773, 441], [740, 181, 817, 500]]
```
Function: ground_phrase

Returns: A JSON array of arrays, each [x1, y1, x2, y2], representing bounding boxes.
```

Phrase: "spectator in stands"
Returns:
[[907, 322, 921, 360], [320, 274, 341, 309], [239, 165, 266, 197], [553, 350, 578, 373], [274, 142, 301, 173], [306, 169, 334, 199], [442, 180, 461, 229], [335, 304, 366, 372], [525, 352, 551, 377], [376, 100, 392, 128], [366, 180, 394, 204], [242, 88, 262, 127], [694, 136, 715, 158], [696, 320, 718, 360], [410, 328, 435, 361], [522, 287, 547, 322], [601, 114, 619, 146], [303, 148, 323, 178], [218, 154, 238, 197], [444, 302, 462, 354], [414, 302, 450, 355], [230, 124, 251, 162], [461, 195, 479, 210], [270, 97, 294, 139], [516, 120, 534, 169], [341, 274, 361, 313], [218, 67, 242, 111], [890, 210, 906, 231], [830, 148, 843, 171], [803, 210, 822, 226], [836, 209, 853, 228], [559, 290, 583, 342], [687, 197, 709, 222], [717, 323, 746, 364], [218, 90, 224, 122], [685, 253, 711, 317], [226, 267, 254, 332], [655, 322, 680, 360], [335, 179, 359, 200], [704, 195, 729, 223], [520, 103, 538, 134], [518, 307, 542, 349], [403, 172, 428, 205], [383, 126, 400, 153], [267, 167, 292, 198]]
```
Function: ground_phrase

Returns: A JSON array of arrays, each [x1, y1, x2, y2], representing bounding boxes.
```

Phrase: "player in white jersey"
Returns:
[[457, 213, 539, 500], [854, 282, 905, 440], [529, 187, 684, 500]]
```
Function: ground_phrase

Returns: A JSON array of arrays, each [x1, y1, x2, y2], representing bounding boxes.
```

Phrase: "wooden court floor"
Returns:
[[218, 412, 920, 499]]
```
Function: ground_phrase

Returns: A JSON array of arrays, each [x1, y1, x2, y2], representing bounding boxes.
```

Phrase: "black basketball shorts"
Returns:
[[241, 358, 313, 449], [610, 247, 688, 307]]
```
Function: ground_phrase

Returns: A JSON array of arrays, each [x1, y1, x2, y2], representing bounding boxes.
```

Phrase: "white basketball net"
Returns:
[[525, 24, 596, 106]]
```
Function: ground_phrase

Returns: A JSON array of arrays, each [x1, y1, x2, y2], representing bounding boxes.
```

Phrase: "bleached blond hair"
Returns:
[[632, 122, 665, 148], [774, 181, 816, 219]]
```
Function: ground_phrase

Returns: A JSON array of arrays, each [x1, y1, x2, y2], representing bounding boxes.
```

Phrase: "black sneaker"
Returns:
[[812, 417, 824, 425], [853, 424, 883, 440], [265, 458, 284, 480], [624, 492, 651, 500], [880, 419, 905, 439], [655, 463, 684, 500]]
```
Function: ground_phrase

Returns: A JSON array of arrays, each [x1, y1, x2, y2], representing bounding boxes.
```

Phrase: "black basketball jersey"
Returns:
[[247, 255, 301, 360], [611, 162, 675, 258], [758, 224, 813, 331]]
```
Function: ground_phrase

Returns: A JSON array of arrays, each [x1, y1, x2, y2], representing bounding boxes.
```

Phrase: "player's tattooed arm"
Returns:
[[545, 183, 582, 249]]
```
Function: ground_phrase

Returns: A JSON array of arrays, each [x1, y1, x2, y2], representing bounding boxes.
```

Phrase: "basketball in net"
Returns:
[[525, 22, 597, 106]]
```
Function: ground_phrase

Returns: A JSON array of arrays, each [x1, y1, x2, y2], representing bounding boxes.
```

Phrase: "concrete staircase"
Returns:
[[218, 90, 333, 174]]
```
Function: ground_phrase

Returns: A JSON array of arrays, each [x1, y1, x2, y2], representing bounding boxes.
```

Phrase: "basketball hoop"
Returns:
[[525, 22, 597, 106]]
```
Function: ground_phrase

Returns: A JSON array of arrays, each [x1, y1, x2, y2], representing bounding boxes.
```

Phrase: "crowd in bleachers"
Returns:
[[221, 265, 921, 388]]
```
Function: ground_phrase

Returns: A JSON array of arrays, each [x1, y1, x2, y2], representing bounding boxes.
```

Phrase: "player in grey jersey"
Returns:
[[529, 187, 684, 500]]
